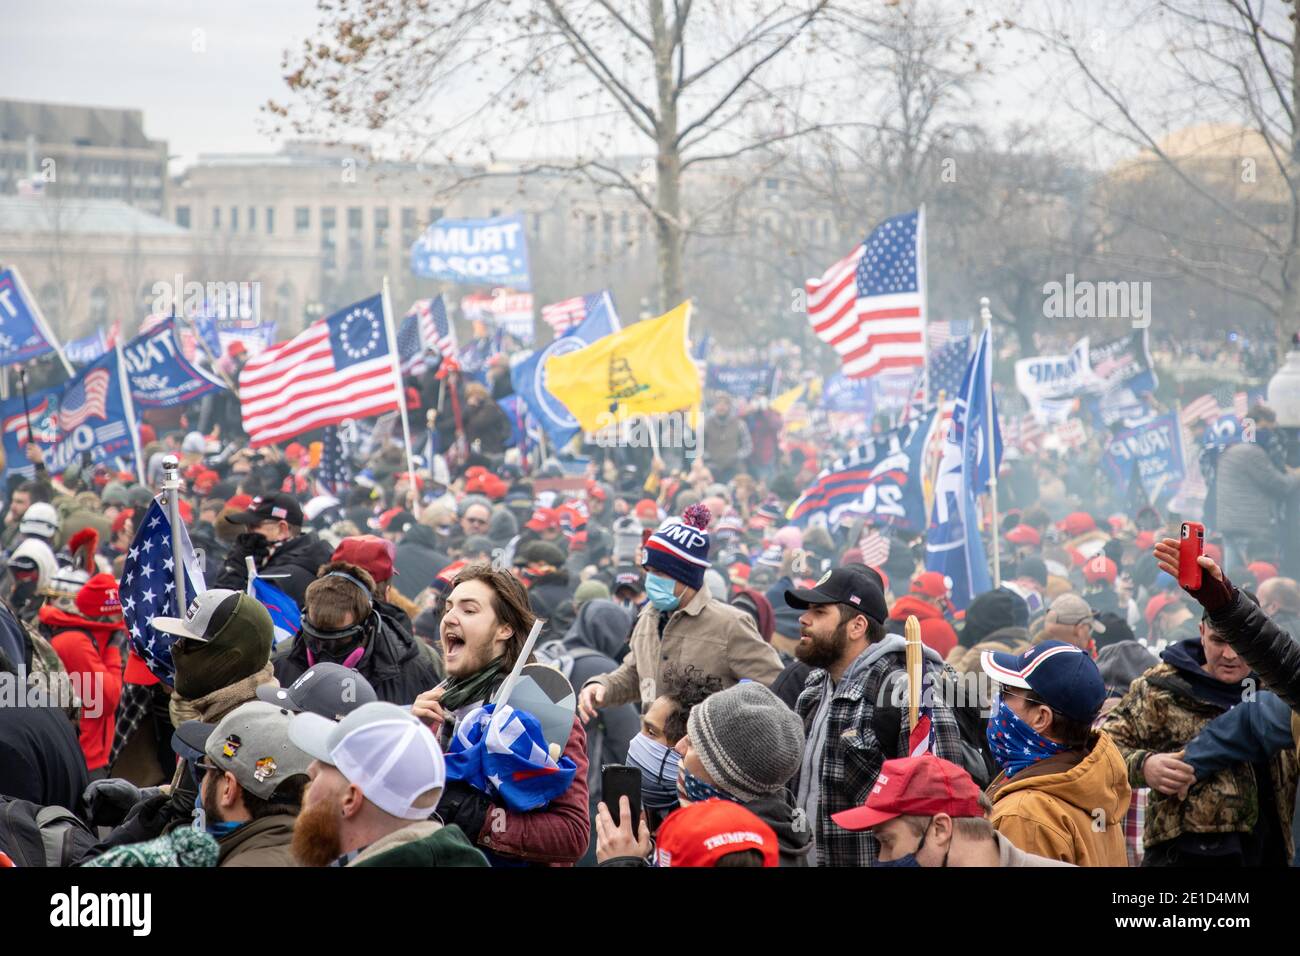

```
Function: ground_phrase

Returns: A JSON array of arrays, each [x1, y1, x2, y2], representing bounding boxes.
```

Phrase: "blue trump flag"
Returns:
[[0, 384, 60, 481], [925, 327, 1002, 610], [410, 214, 532, 290], [31, 349, 141, 479], [121, 317, 228, 408], [511, 290, 621, 446], [788, 410, 932, 532], [0, 267, 58, 367], [443, 702, 577, 813], [1102, 412, 1185, 503], [252, 577, 301, 646]]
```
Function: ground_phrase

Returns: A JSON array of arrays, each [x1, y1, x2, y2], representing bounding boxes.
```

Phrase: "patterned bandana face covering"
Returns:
[[678, 766, 735, 804], [985, 693, 1069, 778], [626, 733, 683, 810]]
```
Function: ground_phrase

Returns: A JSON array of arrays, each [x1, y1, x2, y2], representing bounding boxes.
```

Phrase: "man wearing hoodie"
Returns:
[[672, 681, 812, 866], [886, 571, 959, 659], [981, 641, 1131, 866], [41, 572, 125, 778], [1101, 611, 1297, 866], [787, 566, 966, 866]]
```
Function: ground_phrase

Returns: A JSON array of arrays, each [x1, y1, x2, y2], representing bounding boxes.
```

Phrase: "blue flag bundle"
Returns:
[[252, 577, 301, 646], [443, 703, 577, 812]]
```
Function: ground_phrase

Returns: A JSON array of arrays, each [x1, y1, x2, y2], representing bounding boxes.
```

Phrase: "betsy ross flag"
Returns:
[[805, 209, 926, 379], [121, 499, 207, 685], [542, 291, 609, 336], [239, 293, 400, 447]]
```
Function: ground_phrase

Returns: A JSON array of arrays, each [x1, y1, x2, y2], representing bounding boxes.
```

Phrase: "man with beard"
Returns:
[[786, 566, 966, 866], [287, 701, 487, 867], [172, 701, 312, 866], [410, 565, 591, 865]]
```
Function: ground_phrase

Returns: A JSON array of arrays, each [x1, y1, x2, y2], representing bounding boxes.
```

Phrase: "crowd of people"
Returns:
[[1, 327, 1299, 871]]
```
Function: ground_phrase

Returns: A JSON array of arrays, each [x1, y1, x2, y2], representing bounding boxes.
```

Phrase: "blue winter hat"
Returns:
[[644, 504, 712, 590], [980, 640, 1106, 723]]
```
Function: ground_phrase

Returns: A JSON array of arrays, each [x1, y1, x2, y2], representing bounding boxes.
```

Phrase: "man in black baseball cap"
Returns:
[[786, 564, 968, 867], [213, 493, 334, 609], [257, 661, 379, 720]]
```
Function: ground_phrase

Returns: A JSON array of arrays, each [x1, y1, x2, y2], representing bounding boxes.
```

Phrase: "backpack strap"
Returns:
[[34, 805, 89, 868]]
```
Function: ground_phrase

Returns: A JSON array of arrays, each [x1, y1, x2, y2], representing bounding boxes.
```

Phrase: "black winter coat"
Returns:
[[214, 531, 335, 609], [393, 524, 450, 600], [273, 610, 439, 706]]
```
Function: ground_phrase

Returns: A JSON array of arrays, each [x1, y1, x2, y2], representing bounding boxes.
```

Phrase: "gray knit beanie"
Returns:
[[686, 681, 804, 802]]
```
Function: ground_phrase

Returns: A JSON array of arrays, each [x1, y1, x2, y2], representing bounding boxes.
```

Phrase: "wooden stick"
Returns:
[[905, 615, 922, 734]]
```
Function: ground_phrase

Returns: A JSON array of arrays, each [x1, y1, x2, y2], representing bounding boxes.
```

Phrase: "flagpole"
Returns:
[[918, 205, 930, 405], [161, 454, 187, 610], [114, 337, 146, 485], [980, 296, 1001, 588], [10, 265, 74, 377], [382, 277, 422, 520], [17, 367, 33, 444]]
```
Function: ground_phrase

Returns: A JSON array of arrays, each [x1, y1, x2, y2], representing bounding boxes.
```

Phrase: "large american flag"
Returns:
[[542, 291, 606, 336], [239, 293, 401, 447], [1181, 389, 1248, 426], [58, 368, 111, 430], [121, 498, 206, 686], [805, 210, 926, 378]]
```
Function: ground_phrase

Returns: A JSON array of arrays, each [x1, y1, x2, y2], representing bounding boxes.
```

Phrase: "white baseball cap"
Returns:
[[19, 502, 60, 540], [288, 702, 446, 820], [152, 588, 245, 643]]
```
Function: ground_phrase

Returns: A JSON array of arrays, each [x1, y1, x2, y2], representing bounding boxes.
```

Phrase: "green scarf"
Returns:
[[440, 656, 507, 712]]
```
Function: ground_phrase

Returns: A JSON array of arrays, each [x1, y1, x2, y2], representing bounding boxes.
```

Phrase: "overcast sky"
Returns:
[[0, 1, 1182, 174]]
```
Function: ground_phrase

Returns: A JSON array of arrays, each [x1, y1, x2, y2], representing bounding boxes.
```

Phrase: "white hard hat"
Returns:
[[19, 502, 61, 541]]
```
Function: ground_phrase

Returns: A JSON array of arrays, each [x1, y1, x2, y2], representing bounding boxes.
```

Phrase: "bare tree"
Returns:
[[267, 0, 867, 310], [1029, 0, 1300, 348]]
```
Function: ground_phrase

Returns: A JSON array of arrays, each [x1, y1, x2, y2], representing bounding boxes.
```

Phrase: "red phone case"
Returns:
[[1179, 523, 1205, 589]]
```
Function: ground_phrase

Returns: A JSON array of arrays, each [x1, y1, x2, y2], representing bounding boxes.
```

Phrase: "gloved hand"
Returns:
[[83, 779, 163, 828], [437, 778, 494, 843], [231, 531, 270, 564]]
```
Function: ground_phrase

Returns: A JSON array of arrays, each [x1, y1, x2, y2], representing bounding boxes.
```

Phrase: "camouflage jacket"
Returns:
[[1100, 661, 1298, 855], [22, 617, 81, 722]]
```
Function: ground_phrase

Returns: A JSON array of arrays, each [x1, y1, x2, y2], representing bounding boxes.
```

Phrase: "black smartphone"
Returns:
[[602, 764, 642, 836]]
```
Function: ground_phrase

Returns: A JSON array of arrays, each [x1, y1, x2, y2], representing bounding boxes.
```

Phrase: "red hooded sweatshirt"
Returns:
[[40, 604, 124, 772], [887, 595, 959, 660]]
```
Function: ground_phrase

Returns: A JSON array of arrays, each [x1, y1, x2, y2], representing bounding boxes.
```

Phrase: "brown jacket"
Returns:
[[217, 813, 299, 867], [585, 581, 783, 709], [986, 730, 1131, 867]]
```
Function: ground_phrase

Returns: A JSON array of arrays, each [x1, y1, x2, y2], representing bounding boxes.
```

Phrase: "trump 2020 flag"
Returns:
[[925, 327, 1002, 610], [0, 267, 59, 367], [443, 702, 577, 813], [511, 290, 621, 447], [121, 317, 228, 408], [252, 577, 301, 645], [121, 499, 207, 685]]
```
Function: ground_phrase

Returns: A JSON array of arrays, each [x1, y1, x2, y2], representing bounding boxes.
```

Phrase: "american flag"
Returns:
[[542, 291, 606, 336], [859, 526, 892, 567], [928, 336, 971, 403], [908, 709, 933, 758], [927, 320, 970, 349], [121, 498, 206, 686], [1181, 390, 1248, 426], [317, 424, 350, 497], [1002, 413, 1045, 452], [398, 296, 456, 379], [805, 210, 926, 379], [58, 368, 110, 430], [239, 293, 401, 447]]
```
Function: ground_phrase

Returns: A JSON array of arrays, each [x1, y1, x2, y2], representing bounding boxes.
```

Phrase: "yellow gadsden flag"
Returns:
[[544, 301, 701, 431]]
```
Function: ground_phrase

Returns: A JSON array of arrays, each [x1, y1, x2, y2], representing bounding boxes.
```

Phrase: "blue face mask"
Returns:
[[644, 573, 681, 612], [873, 818, 943, 867], [986, 696, 1069, 778], [626, 733, 683, 810]]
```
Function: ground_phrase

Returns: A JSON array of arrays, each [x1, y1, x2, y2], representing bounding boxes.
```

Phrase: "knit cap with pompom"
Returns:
[[644, 504, 713, 590]]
